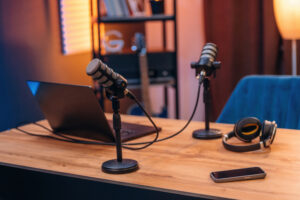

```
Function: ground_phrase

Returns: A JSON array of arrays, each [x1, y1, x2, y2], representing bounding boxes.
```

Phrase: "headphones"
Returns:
[[222, 117, 277, 152]]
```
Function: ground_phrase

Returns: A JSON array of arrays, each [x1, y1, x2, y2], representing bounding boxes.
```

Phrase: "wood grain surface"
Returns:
[[1, 114, 300, 199]]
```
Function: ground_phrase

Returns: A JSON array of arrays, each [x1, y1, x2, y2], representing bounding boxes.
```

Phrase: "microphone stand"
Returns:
[[102, 91, 138, 174], [191, 61, 222, 140]]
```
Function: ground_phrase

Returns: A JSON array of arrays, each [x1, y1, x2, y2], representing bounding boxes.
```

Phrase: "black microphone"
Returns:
[[191, 43, 220, 81], [86, 58, 128, 98], [190, 43, 223, 140]]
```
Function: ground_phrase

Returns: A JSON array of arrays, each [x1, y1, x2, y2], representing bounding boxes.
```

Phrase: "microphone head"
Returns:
[[199, 43, 218, 66], [191, 43, 220, 78], [86, 58, 128, 98], [86, 58, 101, 76], [86, 58, 116, 88]]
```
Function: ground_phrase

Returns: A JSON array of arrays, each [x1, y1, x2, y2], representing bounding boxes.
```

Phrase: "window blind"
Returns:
[[59, 0, 92, 55]]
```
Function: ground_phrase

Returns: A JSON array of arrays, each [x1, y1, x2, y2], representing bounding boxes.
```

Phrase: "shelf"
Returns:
[[100, 50, 175, 56], [98, 14, 175, 23], [127, 77, 175, 88], [101, 52, 176, 81]]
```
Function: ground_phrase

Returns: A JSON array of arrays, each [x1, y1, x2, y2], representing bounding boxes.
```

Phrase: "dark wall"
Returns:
[[0, 0, 92, 131], [203, 0, 297, 119]]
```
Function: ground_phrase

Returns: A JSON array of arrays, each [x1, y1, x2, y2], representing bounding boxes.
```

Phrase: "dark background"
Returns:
[[0, 0, 92, 131]]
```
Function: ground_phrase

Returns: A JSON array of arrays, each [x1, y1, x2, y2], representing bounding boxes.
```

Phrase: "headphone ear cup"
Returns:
[[234, 117, 262, 142], [260, 121, 272, 141]]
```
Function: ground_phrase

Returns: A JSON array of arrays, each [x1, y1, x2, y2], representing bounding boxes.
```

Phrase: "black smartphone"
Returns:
[[210, 167, 266, 183]]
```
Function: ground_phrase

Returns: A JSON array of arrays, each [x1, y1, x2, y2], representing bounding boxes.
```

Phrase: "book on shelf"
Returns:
[[112, 0, 124, 16], [103, 0, 115, 16], [99, 0, 107, 16], [127, 0, 145, 16], [102, 0, 145, 17], [119, 0, 130, 16]]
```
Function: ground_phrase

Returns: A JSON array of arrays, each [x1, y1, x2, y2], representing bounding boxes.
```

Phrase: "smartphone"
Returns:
[[210, 167, 266, 183]]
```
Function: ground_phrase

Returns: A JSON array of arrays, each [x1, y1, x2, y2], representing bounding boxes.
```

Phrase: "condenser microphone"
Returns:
[[86, 58, 128, 98]]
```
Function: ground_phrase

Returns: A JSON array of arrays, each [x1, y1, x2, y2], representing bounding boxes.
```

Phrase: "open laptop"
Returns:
[[26, 81, 160, 142]]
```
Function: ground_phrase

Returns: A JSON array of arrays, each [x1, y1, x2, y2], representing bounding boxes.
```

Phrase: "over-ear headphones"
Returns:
[[222, 117, 277, 152]]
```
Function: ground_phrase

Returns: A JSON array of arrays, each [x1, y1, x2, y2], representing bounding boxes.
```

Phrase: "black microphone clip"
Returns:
[[191, 60, 221, 77], [105, 81, 128, 100]]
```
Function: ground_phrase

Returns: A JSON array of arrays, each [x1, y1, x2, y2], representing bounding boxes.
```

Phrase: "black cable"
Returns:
[[123, 81, 202, 145], [15, 126, 81, 144], [15, 88, 161, 150], [32, 90, 159, 150], [123, 90, 160, 150], [33, 122, 116, 146], [32, 103, 160, 150], [36, 82, 201, 146], [15, 121, 116, 146], [17, 121, 157, 150], [15, 82, 202, 149]]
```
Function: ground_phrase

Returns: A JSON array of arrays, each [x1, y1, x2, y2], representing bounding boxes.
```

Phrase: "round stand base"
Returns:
[[192, 129, 222, 140], [102, 159, 138, 174]]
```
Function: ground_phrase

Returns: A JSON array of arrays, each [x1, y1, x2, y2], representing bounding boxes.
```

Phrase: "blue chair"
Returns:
[[217, 75, 300, 129]]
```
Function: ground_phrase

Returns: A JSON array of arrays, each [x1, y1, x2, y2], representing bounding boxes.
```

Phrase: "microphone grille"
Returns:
[[86, 58, 101, 76], [201, 43, 218, 60], [86, 58, 121, 88]]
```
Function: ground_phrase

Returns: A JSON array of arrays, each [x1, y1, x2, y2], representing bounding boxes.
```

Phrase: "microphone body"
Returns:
[[86, 58, 128, 98]]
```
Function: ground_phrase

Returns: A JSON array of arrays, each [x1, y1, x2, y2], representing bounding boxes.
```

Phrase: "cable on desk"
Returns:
[[15, 94, 160, 150], [15, 121, 116, 146], [33, 122, 116, 146], [32, 92, 160, 151], [15, 82, 202, 149], [123, 81, 202, 145], [15, 125, 88, 144]]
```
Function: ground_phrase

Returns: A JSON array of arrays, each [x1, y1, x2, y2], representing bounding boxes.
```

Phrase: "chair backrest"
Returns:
[[217, 75, 300, 129]]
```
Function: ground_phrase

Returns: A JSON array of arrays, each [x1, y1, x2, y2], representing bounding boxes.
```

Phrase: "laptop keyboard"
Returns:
[[107, 120, 160, 142]]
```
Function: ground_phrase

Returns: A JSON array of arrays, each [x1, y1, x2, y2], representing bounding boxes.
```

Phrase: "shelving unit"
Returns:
[[98, 14, 175, 23], [91, 0, 179, 118]]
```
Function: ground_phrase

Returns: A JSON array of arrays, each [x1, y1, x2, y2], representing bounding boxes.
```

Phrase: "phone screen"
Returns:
[[211, 167, 265, 179]]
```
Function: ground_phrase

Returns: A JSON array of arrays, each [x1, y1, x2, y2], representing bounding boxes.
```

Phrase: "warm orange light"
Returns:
[[273, 0, 300, 39], [100, 23, 106, 54], [60, 0, 92, 55]]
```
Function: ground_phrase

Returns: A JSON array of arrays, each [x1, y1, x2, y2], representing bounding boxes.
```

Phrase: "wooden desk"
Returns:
[[0, 114, 300, 199]]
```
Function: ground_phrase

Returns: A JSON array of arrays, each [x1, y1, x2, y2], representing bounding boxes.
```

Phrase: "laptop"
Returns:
[[26, 80, 160, 142]]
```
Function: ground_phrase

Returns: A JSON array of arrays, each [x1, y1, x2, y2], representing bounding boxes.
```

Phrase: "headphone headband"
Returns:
[[222, 131, 263, 152]]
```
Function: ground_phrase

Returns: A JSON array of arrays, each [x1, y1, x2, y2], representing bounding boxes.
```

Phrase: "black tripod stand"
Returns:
[[102, 95, 138, 174], [192, 77, 222, 139]]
